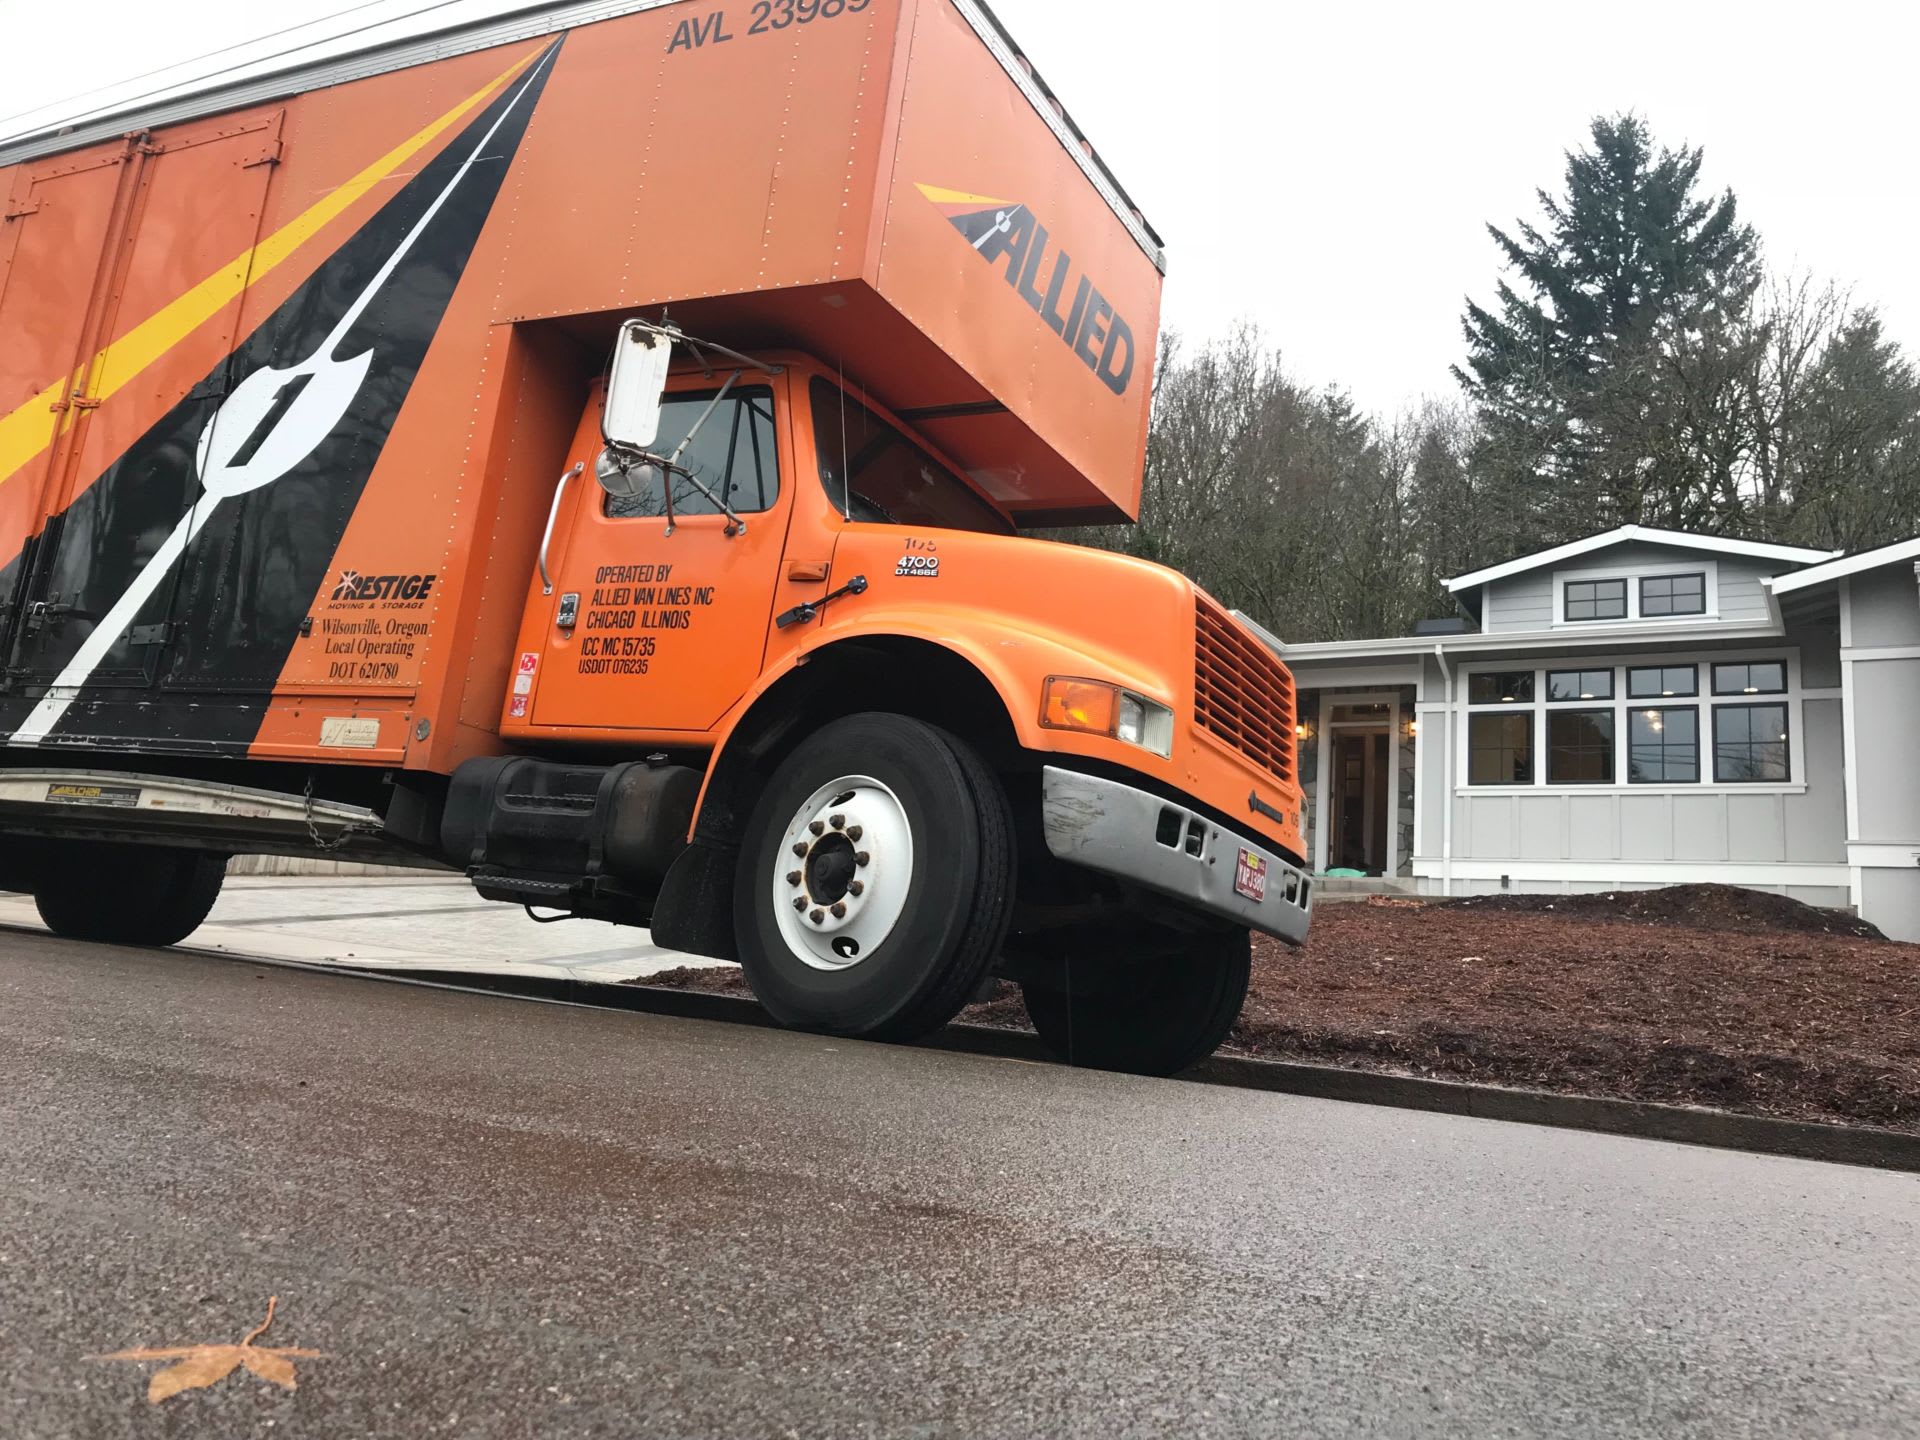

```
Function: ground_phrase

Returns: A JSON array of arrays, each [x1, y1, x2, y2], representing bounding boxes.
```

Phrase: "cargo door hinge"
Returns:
[[3, 199, 42, 221], [241, 138, 284, 168], [128, 621, 177, 646]]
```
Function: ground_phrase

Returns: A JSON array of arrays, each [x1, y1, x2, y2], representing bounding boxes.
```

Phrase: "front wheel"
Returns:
[[1021, 929, 1251, 1076], [36, 845, 227, 947], [734, 713, 1015, 1043]]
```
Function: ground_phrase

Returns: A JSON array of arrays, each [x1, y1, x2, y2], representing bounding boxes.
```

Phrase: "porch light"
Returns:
[[1296, 721, 1312, 741], [1406, 718, 1418, 738]]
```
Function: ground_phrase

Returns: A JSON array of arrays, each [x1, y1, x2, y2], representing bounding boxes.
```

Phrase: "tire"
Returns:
[[1022, 929, 1251, 1076], [734, 712, 1015, 1042], [36, 846, 227, 947]]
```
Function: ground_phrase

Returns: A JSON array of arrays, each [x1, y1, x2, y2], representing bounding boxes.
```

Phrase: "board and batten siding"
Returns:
[[1844, 562, 1920, 939], [1480, 542, 1780, 632], [1408, 619, 1849, 905]]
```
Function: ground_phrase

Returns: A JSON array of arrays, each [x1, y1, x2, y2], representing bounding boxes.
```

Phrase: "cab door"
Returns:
[[522, 373, 794, 734]]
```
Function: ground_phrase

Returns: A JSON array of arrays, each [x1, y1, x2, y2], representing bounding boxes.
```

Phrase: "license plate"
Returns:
[[1233, 848, 1269, 903]]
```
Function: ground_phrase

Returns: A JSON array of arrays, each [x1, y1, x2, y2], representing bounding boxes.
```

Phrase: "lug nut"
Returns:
[[849, 880, 865, 897], [809, 820, 826, 836], [786, 871, 803, 887], [855, 851, 871, 867], [792, 842, 808, 858], [847, 825, 863, 842], [810, 909, 826, 925], [793, 897, 807, 912], [830, 901, 847, 919], [830, 813, 846, 829]]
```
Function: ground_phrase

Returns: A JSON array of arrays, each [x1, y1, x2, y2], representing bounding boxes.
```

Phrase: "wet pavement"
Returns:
[[3, 930, 1917, 1438]]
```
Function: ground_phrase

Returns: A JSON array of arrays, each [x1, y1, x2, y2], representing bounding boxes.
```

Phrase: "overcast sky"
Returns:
[[3, 0, 1915, 417]]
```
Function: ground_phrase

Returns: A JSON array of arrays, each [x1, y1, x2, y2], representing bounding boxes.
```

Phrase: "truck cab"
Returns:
[[440, 330, 1311, 1073]]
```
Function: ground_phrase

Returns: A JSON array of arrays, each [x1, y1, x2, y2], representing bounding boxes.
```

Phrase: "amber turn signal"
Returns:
[[1041, 677, 1119, 736]]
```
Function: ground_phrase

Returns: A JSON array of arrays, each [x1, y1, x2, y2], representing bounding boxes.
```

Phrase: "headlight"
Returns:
[[1040, 677, 1174, 758]]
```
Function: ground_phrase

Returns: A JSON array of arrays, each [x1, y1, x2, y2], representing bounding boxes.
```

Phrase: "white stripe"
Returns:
[[10, 50, 552, 748]]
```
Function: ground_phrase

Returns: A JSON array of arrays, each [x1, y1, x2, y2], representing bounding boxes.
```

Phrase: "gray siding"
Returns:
[[1861, 868, 1920, 944], [1849, 565, 1920, 648], [1434, 620, 1846, 869], [1478, 542, 1791, 634], [1450, 772, 1846, 867], [1484, 573, 1552, 631], [1850, 659, 1920, 844]]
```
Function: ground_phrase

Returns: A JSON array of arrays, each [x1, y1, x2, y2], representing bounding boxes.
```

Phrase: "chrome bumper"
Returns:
[[1039, 766, 1313, 945]]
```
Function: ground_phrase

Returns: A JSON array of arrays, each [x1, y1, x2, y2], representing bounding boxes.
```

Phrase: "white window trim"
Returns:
[[1551, 560, 1719, 628], [1455, 647, 1805, 795]]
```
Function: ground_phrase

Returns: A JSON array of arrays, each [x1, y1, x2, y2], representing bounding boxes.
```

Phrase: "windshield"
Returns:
[[810, 379, 1011, 535]]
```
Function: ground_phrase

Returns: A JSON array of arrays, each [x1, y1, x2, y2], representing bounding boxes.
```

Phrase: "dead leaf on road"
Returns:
[[91, 1295, 325, 1404]]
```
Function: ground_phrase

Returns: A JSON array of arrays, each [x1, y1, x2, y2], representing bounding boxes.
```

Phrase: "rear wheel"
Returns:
[[35, 845, 227, 947], [734, 712, 1014, 1042], [1021, 928, 1251, 1076]]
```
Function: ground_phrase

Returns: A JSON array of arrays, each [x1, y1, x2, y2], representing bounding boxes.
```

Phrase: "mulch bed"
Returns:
[[636, 884, 1920, 1134]]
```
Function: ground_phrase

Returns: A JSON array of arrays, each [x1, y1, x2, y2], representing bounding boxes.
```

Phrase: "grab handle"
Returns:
[[539, 462, 584, 596]]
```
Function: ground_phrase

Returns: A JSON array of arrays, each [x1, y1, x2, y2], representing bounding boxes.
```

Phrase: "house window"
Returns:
[[1547, 669, 1613, 701], [1628, 707, 1699, 783], [1461, 654, 1796, 791], [1639, 572, 1706, 617], [1547, 709, 1614, 783], [1714, 704, 1790, 782], [1712, 661, 1786, 696], [1468, 712, 1532, 785], [1563, 578, 1627, 622], [1467, 671, 1534, 705], [1627, 665, 1698, 698]]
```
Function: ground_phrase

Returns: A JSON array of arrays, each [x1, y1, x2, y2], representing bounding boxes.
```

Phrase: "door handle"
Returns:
[[539, 461, 584, 596], [785, 561, 830, 584]]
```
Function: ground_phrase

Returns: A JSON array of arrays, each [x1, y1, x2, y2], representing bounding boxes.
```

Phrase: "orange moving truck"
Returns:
[[0, 0, 1310, 1073]]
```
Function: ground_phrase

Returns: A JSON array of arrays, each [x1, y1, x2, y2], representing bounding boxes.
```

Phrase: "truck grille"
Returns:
[[1194, 595, 1295, 785]]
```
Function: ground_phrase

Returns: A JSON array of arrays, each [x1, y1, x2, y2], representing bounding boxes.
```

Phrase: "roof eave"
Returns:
[[1444, 524, 1841, 594]]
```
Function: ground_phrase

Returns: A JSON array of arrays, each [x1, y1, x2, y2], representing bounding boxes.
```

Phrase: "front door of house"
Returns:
[[1329, 729, 1389, 874]]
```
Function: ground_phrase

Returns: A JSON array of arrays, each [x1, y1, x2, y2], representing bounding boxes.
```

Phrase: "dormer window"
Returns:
[[1550, 561, 1720, 625], [1563, 577, 1627, 622], [1640, 572, 1706, 616]]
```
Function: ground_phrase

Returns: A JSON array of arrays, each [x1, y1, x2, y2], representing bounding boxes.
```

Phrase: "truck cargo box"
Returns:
[[0, 0, 1164, 769]]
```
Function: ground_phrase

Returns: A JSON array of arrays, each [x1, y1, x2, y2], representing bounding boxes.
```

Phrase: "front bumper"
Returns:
[[1039, 766, 1313, 945]]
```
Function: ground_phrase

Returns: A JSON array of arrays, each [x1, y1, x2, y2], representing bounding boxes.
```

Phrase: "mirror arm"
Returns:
[[654, 371, 746, 537], [539, 461, 584, 595]]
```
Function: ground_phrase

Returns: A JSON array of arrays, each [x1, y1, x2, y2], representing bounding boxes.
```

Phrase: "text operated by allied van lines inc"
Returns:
[[576, 562, 717, 676]]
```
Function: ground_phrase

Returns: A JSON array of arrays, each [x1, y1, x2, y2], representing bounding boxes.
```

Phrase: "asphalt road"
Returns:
[[3, 932, 1917, 1438]]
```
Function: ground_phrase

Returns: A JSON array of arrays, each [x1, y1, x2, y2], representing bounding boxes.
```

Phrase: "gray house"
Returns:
[[1254, 525, 1920, 942]]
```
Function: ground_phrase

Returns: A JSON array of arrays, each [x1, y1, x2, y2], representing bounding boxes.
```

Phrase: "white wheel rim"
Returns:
[[770, 774, 914, 971]]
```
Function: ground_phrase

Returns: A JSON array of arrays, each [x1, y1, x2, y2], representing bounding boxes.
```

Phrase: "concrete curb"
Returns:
[[322, 965, 1920, 1175]]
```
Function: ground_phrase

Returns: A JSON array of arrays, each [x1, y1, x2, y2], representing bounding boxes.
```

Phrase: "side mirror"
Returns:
[[603, 321, 672, 452], [594, 446, 661, 501]]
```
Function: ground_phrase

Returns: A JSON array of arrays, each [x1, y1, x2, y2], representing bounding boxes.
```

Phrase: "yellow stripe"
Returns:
[[0, 45, 540, 492], [915, 183, 1011, 208]]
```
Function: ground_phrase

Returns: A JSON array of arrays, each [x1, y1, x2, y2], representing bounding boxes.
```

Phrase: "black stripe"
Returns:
[[0, 40, 562, 755]]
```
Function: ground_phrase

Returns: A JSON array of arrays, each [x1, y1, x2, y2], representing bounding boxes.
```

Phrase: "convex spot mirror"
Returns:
[[595, 447, 659, 501], [603, 322, 672, 454]]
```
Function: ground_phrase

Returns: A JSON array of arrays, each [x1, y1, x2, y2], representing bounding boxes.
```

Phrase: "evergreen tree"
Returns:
[[1785, 313, 1920, 552], [1456, 114, 1760, 534]]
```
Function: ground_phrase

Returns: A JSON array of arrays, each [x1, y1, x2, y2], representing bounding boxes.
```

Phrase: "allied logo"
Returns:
[[917, 184, 1136, 398]]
